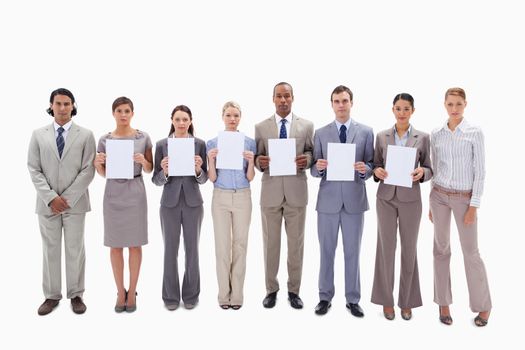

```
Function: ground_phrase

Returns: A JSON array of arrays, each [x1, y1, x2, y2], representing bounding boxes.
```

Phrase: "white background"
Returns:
[[1, 1, 523, 349]]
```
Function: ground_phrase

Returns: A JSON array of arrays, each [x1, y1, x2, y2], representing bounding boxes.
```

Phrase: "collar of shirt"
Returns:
[[440, 117, 468, 133], [335, 118, 352, 132], [54, 120, 73, 140], [54, 120, 72, 132], [394, 124, 412, 137], [274, 113, 292, 126]]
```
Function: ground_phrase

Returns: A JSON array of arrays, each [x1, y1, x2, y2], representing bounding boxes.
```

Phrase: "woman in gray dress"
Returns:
[[152, 105, 207, 311], [94, 97, 153, 313]]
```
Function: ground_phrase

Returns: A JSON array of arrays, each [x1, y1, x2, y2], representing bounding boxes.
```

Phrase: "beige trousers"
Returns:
[[261, 201, 305, 295], [430, 187, 492, 312], [38, 213, 86, 300], [212, 188, 252, 305]]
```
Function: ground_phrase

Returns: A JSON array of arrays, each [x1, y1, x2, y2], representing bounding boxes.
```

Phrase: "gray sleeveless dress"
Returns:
[[97, 131, 152, 247]]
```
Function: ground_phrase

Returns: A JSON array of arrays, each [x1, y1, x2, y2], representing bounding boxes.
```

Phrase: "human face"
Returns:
[[112, 103, 134, 127], [222, 106, 241, 131], [50, 94, 74, 125], [392, 99, 414, 128], [172, 110, 192, 136], [273, 84, 294, 118], [331, 91, 352, 122], [445, 94, 467, 121]]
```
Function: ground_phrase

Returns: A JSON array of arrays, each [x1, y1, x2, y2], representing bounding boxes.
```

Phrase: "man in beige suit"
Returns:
[[255, 82, 314, 309], [28, 88, 96, 315]]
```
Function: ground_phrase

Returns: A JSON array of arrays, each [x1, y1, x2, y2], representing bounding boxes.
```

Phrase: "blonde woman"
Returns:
[[207, 101, 255, 310], [429, 87, 491, 326]]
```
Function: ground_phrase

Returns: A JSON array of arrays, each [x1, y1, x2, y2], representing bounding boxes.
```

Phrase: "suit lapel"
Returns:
[[61, 122, 80, 160], [347, 120, 359, 143], [406, 128, 419, 147], [386, 127, 396, 146], [290, 114, 298, 138], [266, 115, 278, 139], [329, 122, 340, 142], [46, 123, 60, 160]]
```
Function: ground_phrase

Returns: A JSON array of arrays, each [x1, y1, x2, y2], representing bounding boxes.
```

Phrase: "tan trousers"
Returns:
[[430, 187, 492, 312], [261, 201, 305, 295], [212, 188, 252, 305], [371, 195, 422, 309]]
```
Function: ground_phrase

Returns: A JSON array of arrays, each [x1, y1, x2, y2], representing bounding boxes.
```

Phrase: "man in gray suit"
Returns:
[[255, 82, 314, 309], [28, 88, 96, 315], [311, 85, 374, 316]]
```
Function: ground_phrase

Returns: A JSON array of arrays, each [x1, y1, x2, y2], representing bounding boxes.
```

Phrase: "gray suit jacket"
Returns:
[[255, 114, 314, 207], [373, 126, 432, 202], [152, 136, 208, 208], [28, 122, 96, 215], [311, 120, 374, 214]]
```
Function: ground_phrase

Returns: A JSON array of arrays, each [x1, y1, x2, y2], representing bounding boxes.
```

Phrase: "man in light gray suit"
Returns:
[[255, 82, 314, 309], [28, 88, 96, 315], [311, 85, 374, 317]]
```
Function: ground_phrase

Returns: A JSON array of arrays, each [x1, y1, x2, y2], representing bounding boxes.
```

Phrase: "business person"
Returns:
[[94, 97, 153, 313], [370, 93, 432, 321], [311, 85, 374, 317], [429, 87, 491, 327], [152, 105, 208, 311], [255, 82, 314, 309], [28, 88, 96, 315], [207, 101, 256, 310]]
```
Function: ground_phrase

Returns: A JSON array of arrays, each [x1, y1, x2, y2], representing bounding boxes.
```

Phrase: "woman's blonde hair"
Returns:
[[445, 87, 466, 101], [222, 101, 242, 116]]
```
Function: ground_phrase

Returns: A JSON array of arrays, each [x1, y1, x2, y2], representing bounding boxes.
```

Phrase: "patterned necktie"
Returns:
[[56, 127, 65, 158], [339, 124, 347, 143], [279, 119, 287, 139]]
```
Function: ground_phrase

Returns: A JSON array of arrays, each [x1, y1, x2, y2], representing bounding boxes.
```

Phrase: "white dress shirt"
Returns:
[[431, 118, 485, 207]]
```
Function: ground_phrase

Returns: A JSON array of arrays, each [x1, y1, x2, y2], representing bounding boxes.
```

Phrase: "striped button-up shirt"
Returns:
[[430, 118, 485, 207]]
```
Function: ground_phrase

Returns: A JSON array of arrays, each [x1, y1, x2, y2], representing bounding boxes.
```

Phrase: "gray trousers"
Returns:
[[38, 213, 86, 300], [430, 188, 492, 312], [160, 190, 203, 305], [371, 196, 422, 309], [317, 209, 364, 303]]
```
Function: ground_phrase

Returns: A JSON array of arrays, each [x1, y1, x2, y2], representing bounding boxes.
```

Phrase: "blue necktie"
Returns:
[[339, 124, 347, 143], [279, 119, 287, 139], [56, 127, 65, 158]]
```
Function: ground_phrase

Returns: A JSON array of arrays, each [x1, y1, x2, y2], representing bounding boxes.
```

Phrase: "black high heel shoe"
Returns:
[[114, 290, 127, 313], [126, 291, 137, 313]]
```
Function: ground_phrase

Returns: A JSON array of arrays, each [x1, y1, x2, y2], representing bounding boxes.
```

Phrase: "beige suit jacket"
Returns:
[[255, 114, 314, 207], [374, 126, 432, 202], [28, 122, 96, 215]]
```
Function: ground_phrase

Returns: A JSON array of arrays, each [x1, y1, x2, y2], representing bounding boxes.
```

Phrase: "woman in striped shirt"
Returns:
[[429, 87, 491, 327]]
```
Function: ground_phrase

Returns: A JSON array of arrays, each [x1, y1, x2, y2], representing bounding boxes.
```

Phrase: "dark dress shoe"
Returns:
[[314, 300, 331, 315], [71, 296, 87, 314], [288, 292, 304, 309], [263, 292, 277, 308], [346, 303, 364, 317], [38, 299, 59, 316]]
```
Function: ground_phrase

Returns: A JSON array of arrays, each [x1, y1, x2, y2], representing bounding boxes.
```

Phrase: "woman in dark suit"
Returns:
[[370, 93, 432, 321], [152, 105, 207, 311]]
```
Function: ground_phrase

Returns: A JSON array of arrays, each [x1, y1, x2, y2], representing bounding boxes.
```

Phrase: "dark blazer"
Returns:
[[152, 136, 208, 207], [311, 120, 374, 214], [373, 126, 432, 202]]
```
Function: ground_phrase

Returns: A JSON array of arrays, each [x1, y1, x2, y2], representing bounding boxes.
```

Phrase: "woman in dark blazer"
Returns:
[[152, 105, 207, 311], [370, 93, 432, 321]]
